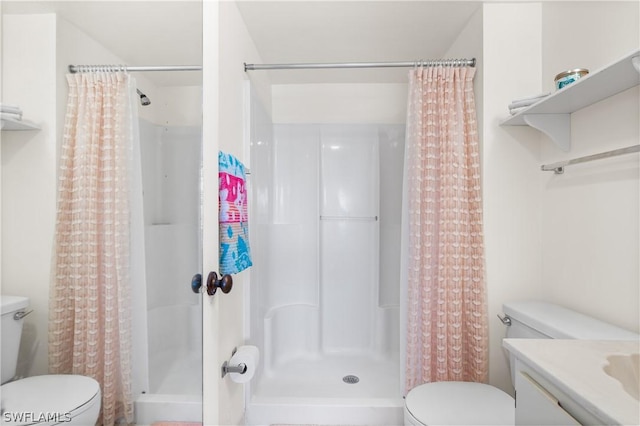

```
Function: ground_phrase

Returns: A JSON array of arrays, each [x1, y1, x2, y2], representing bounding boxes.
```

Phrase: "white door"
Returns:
[[202, 1, 220, 423]]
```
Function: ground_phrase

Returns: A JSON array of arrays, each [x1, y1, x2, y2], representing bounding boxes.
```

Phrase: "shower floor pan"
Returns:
[[135, 393, 201, 424], [135, 350, 202, 424], [246, 353, 403, 425]]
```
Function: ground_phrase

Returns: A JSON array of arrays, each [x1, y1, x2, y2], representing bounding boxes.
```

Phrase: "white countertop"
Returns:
[[503, 339, 640, 426]]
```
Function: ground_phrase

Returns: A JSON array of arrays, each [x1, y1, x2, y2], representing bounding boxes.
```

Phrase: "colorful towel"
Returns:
[[219, 151, 252, 275]]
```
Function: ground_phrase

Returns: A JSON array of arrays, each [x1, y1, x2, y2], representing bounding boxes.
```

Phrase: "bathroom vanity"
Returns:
[[504, 339, 639, 425]]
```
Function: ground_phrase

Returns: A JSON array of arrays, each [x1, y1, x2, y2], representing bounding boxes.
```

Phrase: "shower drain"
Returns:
[[342, 375, 360, 384]]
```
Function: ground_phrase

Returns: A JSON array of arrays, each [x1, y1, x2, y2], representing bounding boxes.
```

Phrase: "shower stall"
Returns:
[[132, 119, 203, 424], [246, 87, 405, 425]]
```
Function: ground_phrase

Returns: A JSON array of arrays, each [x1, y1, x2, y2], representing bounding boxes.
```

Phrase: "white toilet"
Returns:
[[404, 300, 640, 425], [1, 295, 101, 425]]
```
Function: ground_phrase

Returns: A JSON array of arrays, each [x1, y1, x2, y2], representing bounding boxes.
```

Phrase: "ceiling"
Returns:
[[2, 1, 481, 86], [1, 0, 203, 87], [237, 1, 481, 84]]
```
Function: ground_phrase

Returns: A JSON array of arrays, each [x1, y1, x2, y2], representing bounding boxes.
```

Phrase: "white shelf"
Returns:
[[1, 117, 40, 131], [501, 49, 640, 151]]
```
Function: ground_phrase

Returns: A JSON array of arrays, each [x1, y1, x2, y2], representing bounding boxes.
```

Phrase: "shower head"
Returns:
[[136, 88, 151, 106]]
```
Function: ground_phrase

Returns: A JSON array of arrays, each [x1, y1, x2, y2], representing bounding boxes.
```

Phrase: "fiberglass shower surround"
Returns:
[[132, 120, 203, 424], [248, 122, 405, 404]]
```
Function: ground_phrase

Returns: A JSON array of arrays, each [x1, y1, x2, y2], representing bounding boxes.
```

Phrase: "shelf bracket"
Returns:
[[522, 114, 571, 152]]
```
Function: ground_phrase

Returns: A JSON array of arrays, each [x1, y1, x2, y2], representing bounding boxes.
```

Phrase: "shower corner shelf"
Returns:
[[500, 49, 640, 152], [1, 117, 40, 131]]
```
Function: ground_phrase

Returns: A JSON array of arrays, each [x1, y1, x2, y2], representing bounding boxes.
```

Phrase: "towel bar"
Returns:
[[541, 144, 639, 174]]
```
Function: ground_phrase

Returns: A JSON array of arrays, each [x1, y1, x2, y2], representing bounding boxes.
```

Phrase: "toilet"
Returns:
[[404, 300, 640, 425], [1, 295, 101, 425]]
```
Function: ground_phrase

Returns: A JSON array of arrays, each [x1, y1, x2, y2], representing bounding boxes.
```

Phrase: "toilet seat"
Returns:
[[1, 374, 101, 425], [405, 381, 514, 425]]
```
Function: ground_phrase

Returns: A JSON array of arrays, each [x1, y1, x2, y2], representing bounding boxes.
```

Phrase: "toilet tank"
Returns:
[[503, 300, 639, 340], [502, 300, 639, 386], [1, 295, 29, 384]]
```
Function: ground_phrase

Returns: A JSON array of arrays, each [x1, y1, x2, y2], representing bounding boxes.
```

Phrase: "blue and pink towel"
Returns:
[[219, 151, 252, 275]]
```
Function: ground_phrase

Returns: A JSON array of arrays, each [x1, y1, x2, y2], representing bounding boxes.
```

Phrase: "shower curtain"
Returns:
[[49, 71, 137, 425], [402, 65, 488, 393]]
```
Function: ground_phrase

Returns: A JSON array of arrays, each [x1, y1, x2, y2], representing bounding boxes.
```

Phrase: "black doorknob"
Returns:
[[191, 274, 202, 294], [206, 271, 233, 296]]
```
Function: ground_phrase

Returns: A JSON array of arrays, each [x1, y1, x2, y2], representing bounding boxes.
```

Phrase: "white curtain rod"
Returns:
[[244, 58, 476, 72], [68, 65, 202, 73]]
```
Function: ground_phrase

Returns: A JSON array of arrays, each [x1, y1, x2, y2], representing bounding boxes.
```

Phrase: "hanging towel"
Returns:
[[219, 151, 252, 275]]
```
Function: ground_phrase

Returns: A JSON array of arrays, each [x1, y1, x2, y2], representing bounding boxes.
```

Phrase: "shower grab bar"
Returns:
[[320, 215, 378, 221], [541, 144, 640, 174]]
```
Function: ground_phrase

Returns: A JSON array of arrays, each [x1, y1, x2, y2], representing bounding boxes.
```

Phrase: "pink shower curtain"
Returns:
[[404, 65, 488, 392], [49, 72, 134, 425]]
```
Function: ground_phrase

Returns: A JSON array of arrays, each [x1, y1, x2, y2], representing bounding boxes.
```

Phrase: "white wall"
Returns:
[[1, 13, 57, 378], [481, 1, 640, 396], [55, 16, 159, 135], [272, 83, 407, 124], [152, 86, 203, 127], [444, 7, 483, 160], [216, 2, 271, 424], [539, 2, 639, 332], [481, 3, 545, 394], [541, 2, 639, 95], [56, 14, 202, 129]]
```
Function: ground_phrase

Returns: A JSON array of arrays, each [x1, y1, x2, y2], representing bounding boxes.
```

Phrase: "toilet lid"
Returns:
[[406, 381, 514, 425], [1, 375, 100, 424]]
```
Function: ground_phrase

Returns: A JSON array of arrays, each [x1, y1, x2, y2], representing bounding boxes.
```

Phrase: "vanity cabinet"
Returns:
[[505, 339, 640, 426], [514, 359, 604, 426], [515, 367, 580, 425]]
